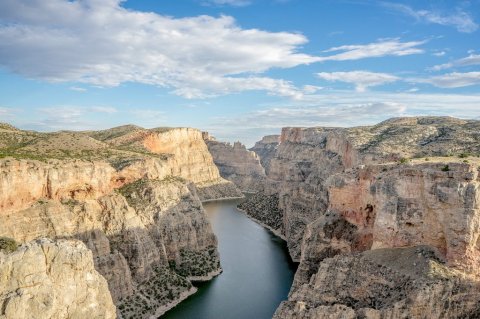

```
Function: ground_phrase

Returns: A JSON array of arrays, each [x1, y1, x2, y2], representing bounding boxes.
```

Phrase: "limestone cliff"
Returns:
[[204, 134, 266, 192], [274, 246, 480, 319], [249, 135, 279, 175], [0, 124, 240, 318], [240, 117, 480, 318], [243, 117, 480, 260], [0, 238, 116, 319]]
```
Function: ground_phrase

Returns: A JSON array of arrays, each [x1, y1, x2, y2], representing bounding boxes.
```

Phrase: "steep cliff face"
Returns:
[[243, 117, 480, 260], [240, 117, 480, 318], [327, 161, 480, 272], [204, 135, 266, 192], [274, 246, 480, 319], [265, 127, 359, 259], [249, 135, 279, 175], [0, 125, 239, 319], [0, 238, 116, 319]]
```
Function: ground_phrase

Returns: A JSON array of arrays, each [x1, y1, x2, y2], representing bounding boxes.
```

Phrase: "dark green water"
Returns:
[[162, 198, 297, 319]]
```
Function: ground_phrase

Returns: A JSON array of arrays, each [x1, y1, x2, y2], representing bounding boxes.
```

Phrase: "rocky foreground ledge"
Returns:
[[0, 124, 242, 319], [239, 117, 480, 318]]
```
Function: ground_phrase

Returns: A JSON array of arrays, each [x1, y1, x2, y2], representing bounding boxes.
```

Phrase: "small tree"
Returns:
[[0, 237, 18, 253]]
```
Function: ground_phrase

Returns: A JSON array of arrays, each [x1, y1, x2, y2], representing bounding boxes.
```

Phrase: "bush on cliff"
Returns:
[[0, 237, 19, 253]]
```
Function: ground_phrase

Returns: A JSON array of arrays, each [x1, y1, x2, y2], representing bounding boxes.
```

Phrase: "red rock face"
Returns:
[[0, 128, 234, 213], [327, 162, 480, 273]]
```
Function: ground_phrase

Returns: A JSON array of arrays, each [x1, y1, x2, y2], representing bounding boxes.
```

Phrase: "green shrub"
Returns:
[[441, 165, 450, 172], [0, 237, 19, 253], [459, 153, 470, 158], [399, 157, 410, 164]]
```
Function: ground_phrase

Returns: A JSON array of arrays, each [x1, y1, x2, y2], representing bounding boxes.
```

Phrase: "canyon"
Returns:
[[0, 124, 241, 319], [238, 117, 480, 318], [1, 116, 480, 319]]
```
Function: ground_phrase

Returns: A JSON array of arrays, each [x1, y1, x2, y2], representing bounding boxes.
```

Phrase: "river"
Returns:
[[162, 198, 297, 319]]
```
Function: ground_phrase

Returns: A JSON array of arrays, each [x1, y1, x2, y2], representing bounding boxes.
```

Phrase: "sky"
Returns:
[[0, 0, 479, 146]]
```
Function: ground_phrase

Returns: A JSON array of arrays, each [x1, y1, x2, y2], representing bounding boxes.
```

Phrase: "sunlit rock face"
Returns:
[[0, 238, 116, 319], [274, 246, 480, 319], [0, 124, 240, 319], [204, 134, 266, 192], [249, 135, 280, 175], [239, 117, 480, 318]]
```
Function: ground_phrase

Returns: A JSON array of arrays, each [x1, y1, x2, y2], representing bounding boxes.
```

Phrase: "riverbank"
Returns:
[[161, 199, 296, 319], [151, 287, 198, 319], [236, 207, 286, 241]]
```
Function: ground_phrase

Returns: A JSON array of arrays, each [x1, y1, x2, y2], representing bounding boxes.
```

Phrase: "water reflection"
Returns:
[[162, 198, 297, 319]]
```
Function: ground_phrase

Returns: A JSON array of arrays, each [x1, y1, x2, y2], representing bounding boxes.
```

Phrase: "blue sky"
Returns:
[[0, 0, 479, 146]]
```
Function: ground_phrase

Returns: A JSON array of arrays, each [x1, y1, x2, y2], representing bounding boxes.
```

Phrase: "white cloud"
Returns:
[[30, 106, 119, 130], [430, 54, 480, 71], [0, 0, 321, 99], [432, 51, 446, 57], [316, 71, 399, 92], [128, 109, 166, 127], [207, 91, 480, 145], [69, 86, 87, 92], [90, 106, 117, 114], [383, 3, 478, 33], [202, 0, 251, 6], [317, 39, 426, 62], [414, 72, 480, 88], [0, 107, 15, 118]]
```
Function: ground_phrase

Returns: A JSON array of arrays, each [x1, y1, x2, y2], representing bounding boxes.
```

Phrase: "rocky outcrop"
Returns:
[[239, 117, 480, 318], [0, 125, 240, 319], [249, 135, 279, 175], [204, 135, 266, 192], [327, 161, 480, 272], [0, 238, 116, 319], [243, 117, 480, 260], [274, 246, 480, 319]]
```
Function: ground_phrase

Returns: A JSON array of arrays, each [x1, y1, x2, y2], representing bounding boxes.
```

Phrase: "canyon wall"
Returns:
[[240, 117, 480, 318], [249, 135, 279, 175], [204, 134, 266, 192], [0, 124, 241, 319], [0, 238, 116, 319]]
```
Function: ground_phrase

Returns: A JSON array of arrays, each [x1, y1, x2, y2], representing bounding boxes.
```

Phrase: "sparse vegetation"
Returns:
[[399, 157, 410, 164], [117, 266, 193, 319], [441, 165, 450, 172], [0, 237, 19, 253]]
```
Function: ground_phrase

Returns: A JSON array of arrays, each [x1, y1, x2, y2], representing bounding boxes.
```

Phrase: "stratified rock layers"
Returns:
[[204, 137, 266, 192], [0, 126, 241, 319], [249, 135, 279, 175], [240, 117, 480, 318]]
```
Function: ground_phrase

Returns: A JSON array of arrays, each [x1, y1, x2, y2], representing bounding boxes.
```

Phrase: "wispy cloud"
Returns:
[[201, 0, 251, 6], [0, 107, 16, 118], [316, 71, 399, 92], [432, 51, 446, 57], [90, 106, 117, 114], [413, 72, 480, 88], [128, 109, 166, 128], [30, 106, 119, 130], [207, 91, 480, 145], [0, 0, 320, 99], [430, 54, 480, 71], [69, 86, 87, 92], [383, 2, 478, 33], [317, 39, 426, 62]]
